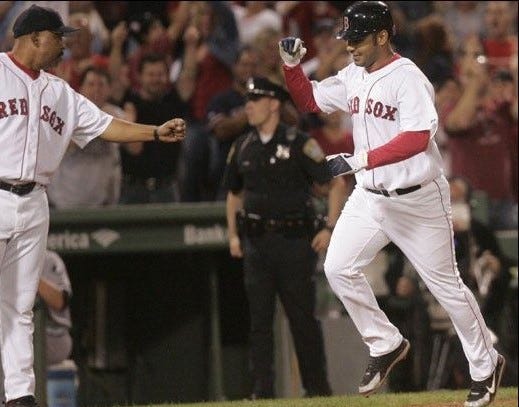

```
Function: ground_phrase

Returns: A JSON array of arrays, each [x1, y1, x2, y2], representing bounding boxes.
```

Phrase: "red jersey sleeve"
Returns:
[[282, 65, 321, 113], [367, 130, 430, 169]]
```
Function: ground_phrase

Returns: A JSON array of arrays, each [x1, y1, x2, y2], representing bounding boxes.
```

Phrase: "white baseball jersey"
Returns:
[[0, 52, 113, 185], [311, 57, 443, 191]]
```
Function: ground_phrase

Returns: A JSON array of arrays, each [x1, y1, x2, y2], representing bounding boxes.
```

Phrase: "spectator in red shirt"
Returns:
[[441, 36, 518, 229], [481, 1, 517, 75]]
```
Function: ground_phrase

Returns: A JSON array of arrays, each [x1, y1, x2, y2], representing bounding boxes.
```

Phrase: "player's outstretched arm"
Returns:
[[100, 117, 186, 143]]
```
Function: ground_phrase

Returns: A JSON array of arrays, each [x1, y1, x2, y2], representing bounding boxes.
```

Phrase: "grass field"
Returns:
[[161, 387, 518, 407]]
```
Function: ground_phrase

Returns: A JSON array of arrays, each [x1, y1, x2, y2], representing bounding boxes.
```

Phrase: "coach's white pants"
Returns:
[[324, 176, 498, 381], [0, 187, 49, 401]]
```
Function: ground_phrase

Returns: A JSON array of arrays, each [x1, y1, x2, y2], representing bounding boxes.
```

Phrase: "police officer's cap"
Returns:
[[246, 77, 289, 102]]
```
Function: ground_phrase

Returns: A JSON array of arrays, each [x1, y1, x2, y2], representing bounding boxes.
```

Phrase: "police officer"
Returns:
[[223, 76, 347, 399]]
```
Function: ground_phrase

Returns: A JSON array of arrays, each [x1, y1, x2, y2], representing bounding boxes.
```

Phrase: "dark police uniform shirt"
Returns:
[[223, 123, 332, 218]]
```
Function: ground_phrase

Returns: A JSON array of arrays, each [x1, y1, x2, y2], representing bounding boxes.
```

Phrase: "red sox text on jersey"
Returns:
[[0, 52, 112, 185], [0, 99, 65, 135], [348, 96, 397, 121]]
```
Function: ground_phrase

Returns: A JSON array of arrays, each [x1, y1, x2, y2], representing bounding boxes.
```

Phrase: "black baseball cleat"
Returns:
[[358, 338, 410, 396], [464, 354, 506, 407], [5, 396, 38, 407]]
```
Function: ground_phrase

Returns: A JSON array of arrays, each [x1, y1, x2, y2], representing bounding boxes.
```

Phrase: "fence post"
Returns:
[[34, 298, 47, 406], [208, 262, 225, 400]]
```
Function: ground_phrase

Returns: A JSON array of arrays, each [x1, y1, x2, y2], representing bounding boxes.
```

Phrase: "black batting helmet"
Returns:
[[336, 1, 394, 43]]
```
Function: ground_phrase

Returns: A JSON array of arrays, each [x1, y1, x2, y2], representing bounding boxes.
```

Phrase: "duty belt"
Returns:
[[236, 211, 311, 238], [366, 184, 421, 197], [263, 218, 307, 232], [0, 180, 37, 196]]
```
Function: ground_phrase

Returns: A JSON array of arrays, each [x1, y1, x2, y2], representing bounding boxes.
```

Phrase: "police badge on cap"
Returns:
[[246, 77, 290, 102]]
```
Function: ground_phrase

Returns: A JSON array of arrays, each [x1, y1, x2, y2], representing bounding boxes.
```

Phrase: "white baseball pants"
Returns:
[[324, 175, 498, 381], [0, 187, 49, 400]]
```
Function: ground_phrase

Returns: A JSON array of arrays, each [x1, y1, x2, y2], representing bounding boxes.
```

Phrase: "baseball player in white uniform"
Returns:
[[279, 2, 504, 407], [0, 5, 185, 406]]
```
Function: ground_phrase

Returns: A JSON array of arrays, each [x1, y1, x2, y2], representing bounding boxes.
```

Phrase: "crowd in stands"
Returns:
[[1, 1, 515, 226], [1, 0, 516, 393]]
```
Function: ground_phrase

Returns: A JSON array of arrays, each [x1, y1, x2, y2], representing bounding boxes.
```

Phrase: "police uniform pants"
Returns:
[[242, 232, 331, 397]]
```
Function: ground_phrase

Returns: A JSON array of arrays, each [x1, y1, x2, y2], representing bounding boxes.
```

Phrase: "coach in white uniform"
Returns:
[[279, 2, 504, 407], [0, 5, 185, 406]]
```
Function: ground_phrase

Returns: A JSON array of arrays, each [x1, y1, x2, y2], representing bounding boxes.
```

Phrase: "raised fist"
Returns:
[[278, 37, 307, 67], [156, 118, 186, 143]]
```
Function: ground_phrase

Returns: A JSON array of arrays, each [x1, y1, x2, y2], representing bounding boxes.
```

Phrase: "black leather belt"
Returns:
[[237, 211, 310, 238], [366, 184, 421, 197], [0, 180, 37, 196]]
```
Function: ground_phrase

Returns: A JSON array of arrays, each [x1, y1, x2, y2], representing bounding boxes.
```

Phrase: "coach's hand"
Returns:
[[155, 118, 186, 142], [279, 37, 307, 67]]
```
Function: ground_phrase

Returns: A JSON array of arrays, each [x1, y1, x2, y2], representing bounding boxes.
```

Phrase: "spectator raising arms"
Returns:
[[442, 36, 518, 229]]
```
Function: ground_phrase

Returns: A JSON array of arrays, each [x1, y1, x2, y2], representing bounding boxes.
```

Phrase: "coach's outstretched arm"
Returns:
[[100, 117, 186, 144]]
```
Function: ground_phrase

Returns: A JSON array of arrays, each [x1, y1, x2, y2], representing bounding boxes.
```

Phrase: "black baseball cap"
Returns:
[[246, 77, 289, 102], [13, 5, 79, 38]]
